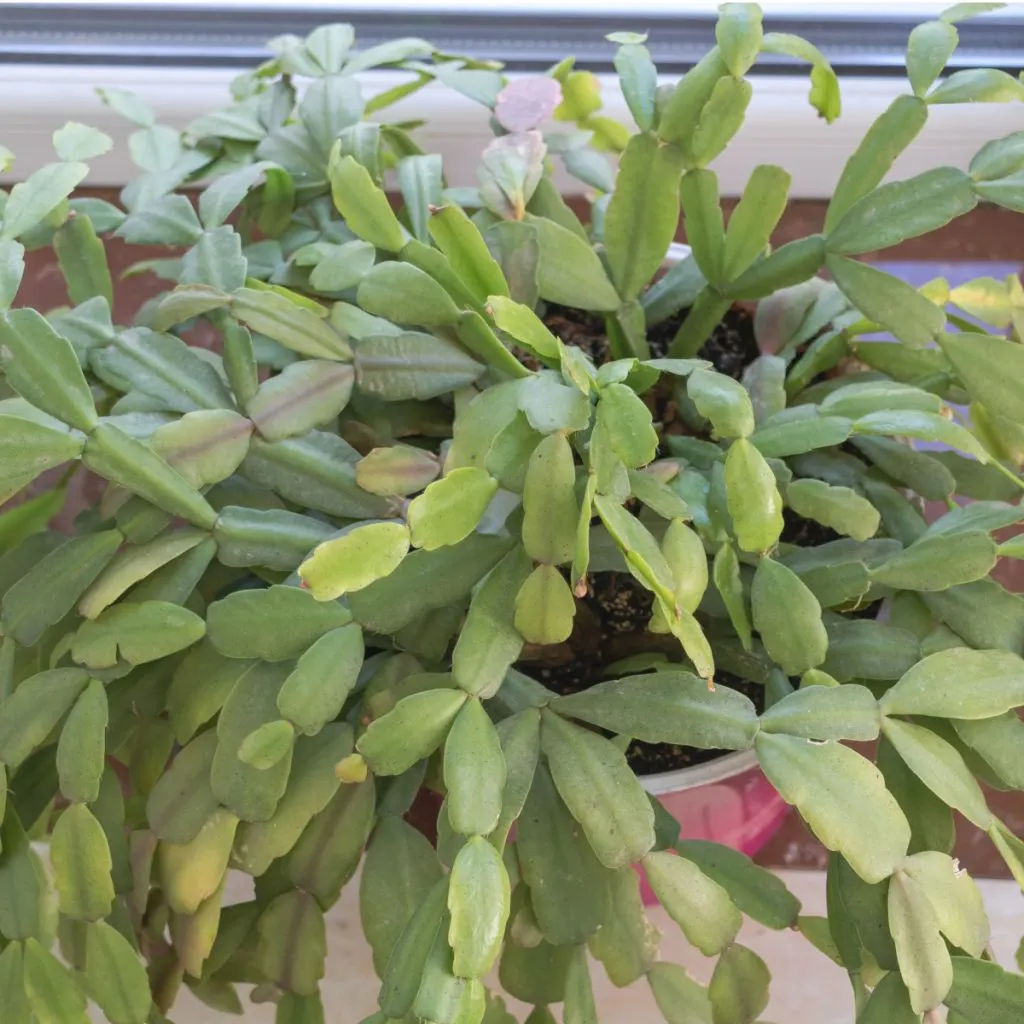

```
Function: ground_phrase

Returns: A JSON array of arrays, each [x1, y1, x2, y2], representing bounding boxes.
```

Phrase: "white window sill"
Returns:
[[0, 64, 1020, 198], [127, 864, 1024, 1024]]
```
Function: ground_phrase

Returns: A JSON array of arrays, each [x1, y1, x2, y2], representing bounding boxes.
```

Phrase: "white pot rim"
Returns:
[[639, 748, 760, 796], [664, 241, 693, 264]]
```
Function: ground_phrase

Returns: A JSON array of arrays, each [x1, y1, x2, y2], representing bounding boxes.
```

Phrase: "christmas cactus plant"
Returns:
[[1, 4, 1024, 1022]]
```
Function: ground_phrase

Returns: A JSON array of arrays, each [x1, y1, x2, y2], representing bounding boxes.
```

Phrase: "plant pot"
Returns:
[[638, 750, 790, 904]]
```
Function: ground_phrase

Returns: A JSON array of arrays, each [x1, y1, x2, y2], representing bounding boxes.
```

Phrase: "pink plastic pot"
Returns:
[[638, 750, 789, 904]]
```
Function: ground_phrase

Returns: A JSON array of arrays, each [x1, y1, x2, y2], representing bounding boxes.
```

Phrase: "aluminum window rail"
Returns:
[[0, 2, 1022, 74]]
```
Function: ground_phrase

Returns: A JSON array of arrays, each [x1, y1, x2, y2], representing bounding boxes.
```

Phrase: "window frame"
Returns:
[[0, 1, 1022, 74]]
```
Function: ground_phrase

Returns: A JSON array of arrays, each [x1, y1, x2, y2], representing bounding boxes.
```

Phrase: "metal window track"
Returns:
[[0, 3, 1022, 74]]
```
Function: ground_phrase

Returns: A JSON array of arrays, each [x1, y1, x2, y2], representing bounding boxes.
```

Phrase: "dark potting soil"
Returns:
[[521, 304, 769, 775], [625, 673, 766, 773], [515, 571, 766, 775], [648, 305, 760, 379], [539, 302, 762, 455], [540, 304, 612, 366], [780, 506, 841, 548], [540, 302, 759, 380]]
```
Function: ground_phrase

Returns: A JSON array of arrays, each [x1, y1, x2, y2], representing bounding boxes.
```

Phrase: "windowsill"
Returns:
[[154, 864, 1024, 1024], [0, 63, 1022, 197]]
